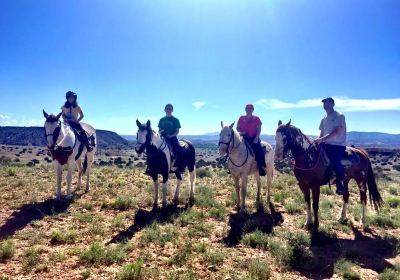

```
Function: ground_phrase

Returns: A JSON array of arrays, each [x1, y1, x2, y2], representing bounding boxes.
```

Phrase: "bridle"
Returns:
[[44, 122, 61, 150], [219, 127, 249, 168], [279, 127, 322, 172], [136, 129, 168, 153]]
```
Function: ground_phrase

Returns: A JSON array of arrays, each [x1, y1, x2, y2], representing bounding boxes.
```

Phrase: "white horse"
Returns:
[[135, 120, 196, 209], [219, 122, 274, 213], [43, 110, 96, 199]]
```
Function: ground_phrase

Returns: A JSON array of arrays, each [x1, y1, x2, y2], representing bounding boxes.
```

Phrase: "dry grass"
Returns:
[[0, 160, 399, 279]]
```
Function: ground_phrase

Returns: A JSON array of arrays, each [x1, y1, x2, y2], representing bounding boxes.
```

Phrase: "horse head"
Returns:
[[135, 119, 152, 154], [275, 119, 297, 160], [218, 121, 235, 156], [43, 110, 62, 149]]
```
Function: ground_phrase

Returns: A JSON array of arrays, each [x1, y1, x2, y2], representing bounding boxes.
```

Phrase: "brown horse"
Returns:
[[274, 120, 382, 229]]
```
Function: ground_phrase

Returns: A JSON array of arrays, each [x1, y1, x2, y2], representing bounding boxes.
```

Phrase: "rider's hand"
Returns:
[[314, 138, 324, 144], [253, 137, 259, 144]]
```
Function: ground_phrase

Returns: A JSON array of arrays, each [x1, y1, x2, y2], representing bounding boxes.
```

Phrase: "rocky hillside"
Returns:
[[0, 127, 129, 149]]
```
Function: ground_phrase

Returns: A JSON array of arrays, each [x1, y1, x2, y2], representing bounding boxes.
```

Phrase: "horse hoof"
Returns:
[[304, 222, 313, 230], [172, 199, 179, 206], [152, 204, 158, 210]]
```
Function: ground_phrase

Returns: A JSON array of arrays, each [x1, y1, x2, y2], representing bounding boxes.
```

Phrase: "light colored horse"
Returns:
[[135, 120, 196, 209], [43, 110, 96, 199], [219, 122, 274, 213]]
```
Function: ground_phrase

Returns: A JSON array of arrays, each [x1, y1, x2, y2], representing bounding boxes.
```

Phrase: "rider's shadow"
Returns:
[[108, 204, 187, 244], [223, 202, 284, 247], [0, 196, 76, 240]]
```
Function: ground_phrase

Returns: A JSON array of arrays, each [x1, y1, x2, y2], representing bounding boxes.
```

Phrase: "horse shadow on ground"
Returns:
[[223, 202, 284, 247], [293, 225, 398, 279], [108, 204, 188, 244], [0, 194, 79, 240]]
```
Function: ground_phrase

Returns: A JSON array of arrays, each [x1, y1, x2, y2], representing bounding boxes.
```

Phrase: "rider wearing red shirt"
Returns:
[[237, 104, 266, 176]]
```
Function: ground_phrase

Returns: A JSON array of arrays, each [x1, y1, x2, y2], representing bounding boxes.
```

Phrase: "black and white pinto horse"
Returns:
[[135, 120, 196, 208], [43, 110, 96, 199]]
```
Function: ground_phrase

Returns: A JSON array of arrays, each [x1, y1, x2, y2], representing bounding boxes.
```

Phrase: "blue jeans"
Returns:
[[324, 144, 345, 181]]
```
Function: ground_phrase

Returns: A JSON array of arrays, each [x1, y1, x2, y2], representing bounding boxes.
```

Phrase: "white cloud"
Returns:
[[256, 97, 400, 112], [0, 113, 41, 127], [192, 101, 206, 111]]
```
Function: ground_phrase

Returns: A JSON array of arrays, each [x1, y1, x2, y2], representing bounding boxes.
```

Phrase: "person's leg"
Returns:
[[250, 139, 266, 176], [76, 123, 93, 151], [170, 137, 184, 170], [325, 144, 346, 194]]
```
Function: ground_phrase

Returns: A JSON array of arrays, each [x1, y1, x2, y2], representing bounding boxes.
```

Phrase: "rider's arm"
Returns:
[[236, 117, 245, 136], [254, 125, 261, 142], [168, 128, 179, 138], [77, 107, 84, 122], [316, 125, 343, 144]]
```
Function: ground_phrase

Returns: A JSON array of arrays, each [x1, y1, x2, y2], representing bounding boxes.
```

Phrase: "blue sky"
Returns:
[[1, 0, 399, 135]]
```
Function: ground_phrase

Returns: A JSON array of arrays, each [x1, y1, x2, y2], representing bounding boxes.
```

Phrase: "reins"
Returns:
[[219, 128, 250, 168]]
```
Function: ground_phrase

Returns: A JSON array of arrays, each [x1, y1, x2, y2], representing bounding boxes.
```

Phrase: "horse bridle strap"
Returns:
[[219, 128, 249, 168]]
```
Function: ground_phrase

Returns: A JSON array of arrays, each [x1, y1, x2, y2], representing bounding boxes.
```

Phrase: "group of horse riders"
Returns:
[[59, 91, 348, 196]]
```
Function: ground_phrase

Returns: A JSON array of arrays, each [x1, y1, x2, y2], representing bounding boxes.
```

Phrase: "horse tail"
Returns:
[[83, 154, 88, 174], [366, 156, 383, 211], [182, 140, 196, 173]]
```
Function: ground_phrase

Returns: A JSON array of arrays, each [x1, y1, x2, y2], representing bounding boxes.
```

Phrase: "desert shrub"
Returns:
[[0, 239, 15, 261], [242, 230, 269, 249], [117, 260, 144, 280]]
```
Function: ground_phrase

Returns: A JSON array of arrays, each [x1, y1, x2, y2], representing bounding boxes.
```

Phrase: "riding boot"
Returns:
[[335, 180, 347, 195], [258, 165, 267, 176]]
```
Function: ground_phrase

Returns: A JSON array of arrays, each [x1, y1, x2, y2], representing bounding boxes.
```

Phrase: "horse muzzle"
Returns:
[[135, 145, 144, 154]]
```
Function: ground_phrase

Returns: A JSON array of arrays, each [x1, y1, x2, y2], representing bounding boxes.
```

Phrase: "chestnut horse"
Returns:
[[275, 120, 382, 229]]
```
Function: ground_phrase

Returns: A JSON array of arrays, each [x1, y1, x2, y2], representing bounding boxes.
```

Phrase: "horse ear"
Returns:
[[221, 121, 224, 128], [136, 119, 142, 128], [43, 110, 49, 119], [146, 120, 151, 128], [286, 119, 291, 126], [229, 122, 235, 129], [56, 112, 62, 120], [278, 120, 282, 126]]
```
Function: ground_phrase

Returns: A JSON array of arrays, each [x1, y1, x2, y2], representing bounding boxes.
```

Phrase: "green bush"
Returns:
[[117, 260, 145, 280], [242, 230, 269, 249], [0, 239, 15, 261], [378, 268, 400, 280], [80, 242, 127, 265], [247, 258, 271, 280]]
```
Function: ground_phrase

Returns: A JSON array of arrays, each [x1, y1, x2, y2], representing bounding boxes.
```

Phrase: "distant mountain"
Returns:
[[0, 126, 129, 149], [123, 132, 400, 148], [2, 127, 398, 149]]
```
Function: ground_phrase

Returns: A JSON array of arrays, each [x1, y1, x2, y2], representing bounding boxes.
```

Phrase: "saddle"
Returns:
[[69, 125, 96, 148], [320, 146, 360, 168], [321, 146, 360, 186]]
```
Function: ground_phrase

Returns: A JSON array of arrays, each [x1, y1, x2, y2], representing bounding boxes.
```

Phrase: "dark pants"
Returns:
[[69, 121, 91, 149], [244, 136, 266, 170], [167, 136, 183, 167], [324, 144, 345, 182]]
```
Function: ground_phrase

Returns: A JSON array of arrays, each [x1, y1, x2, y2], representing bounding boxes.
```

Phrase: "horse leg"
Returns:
[[66, 161, 74, 198], [311, 186, 320, 229], [173, 172, 182, 205], [162, 175, 168, 209], [302, 185, 313, 229], [233, 175, 241, 211], [240, 174, 248, 213], [266, 163, 274, 204], [255, 173, 262, 208], [356, 176, 368, 226], [55, 162, 63, 200], [85, 158, 92, 192], [340, 179, 350, 221], [76, 159, 82, 189], [188, 169, 196, 204], [152, 177, 159, 209]]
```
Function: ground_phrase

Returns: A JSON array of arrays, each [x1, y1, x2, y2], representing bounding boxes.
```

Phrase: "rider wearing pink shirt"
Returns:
[[237, 104, 266, 176]]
